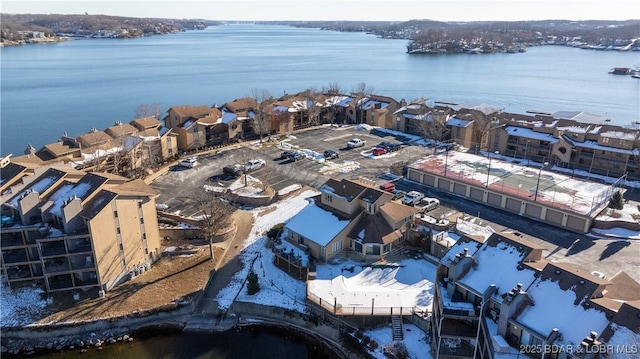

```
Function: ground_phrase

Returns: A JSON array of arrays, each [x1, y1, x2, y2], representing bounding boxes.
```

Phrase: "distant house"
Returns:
[[1, 167, 161, 293], [282, 178, 419, 261], [432, 231, 640, 358]]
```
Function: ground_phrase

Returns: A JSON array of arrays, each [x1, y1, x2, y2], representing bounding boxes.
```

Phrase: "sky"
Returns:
[[1, 0, 639, 22]]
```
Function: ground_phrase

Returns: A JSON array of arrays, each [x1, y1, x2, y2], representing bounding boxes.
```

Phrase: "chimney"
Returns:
[[579, 331, 602, 359], [546, 328, 560, 343], [447, 248, 473, 285], [497, 283, 529, 336]]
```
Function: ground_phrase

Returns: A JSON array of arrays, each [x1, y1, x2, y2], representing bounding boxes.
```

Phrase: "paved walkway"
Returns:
[[186, 209, 254, 330]]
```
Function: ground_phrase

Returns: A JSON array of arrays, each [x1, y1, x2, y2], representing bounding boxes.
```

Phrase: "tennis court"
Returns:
[[411, 152, 621, 215]]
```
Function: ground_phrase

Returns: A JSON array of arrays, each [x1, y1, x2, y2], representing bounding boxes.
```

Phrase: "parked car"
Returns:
[[287, 152, 305, 162], [178, 157, 198, 168], [379, 182, 396, 192], [417, 197, 440, 212], [377, 141, 401, 152], [390, 189, 407, 200], [323, 149, 339, 159], [243, 159, 266, 172], [372, 147, 388, 156], [279, 150, 297, 159], [347, 138, 366, 148], [223, 164, 243, 177], [402, 191, 425, 206]]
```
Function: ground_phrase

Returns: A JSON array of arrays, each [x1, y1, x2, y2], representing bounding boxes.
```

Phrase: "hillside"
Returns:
[[0, 13, 221, 44]]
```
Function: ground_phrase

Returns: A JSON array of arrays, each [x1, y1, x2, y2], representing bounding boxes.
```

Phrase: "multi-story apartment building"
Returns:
[[1, 166, 161, 293], [432, 231, 640, 359], [10, 116, 177, 175], [282, 178, 420, 262]]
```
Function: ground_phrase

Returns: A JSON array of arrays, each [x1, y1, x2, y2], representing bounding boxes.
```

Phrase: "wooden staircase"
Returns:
[[392, 315, 404, 341]]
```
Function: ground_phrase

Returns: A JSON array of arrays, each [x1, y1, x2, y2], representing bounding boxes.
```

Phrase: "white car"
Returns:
[[347, 138, 366, 148], [417, 197, 440, 212], [243, 159, 266, 172], [402, 191, 425, 206], [178, 157, 198, 168]]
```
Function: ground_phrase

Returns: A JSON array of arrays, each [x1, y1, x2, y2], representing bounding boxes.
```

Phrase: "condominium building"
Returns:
[[432, 231, 640, 359], [1, 166, 161, 293]]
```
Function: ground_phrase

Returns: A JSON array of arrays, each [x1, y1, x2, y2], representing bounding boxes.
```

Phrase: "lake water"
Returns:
[[15, 325, 342, 359], [1, 24, 639, 156]]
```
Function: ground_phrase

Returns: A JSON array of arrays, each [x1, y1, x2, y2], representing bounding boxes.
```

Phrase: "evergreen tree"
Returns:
[[608, 191, 624, 210], [247, 270, 260, 295]]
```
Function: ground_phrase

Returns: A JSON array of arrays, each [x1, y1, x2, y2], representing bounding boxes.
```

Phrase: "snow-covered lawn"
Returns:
[[215, 189, 320, 312], [308, 259, 436, 315], [365, 323, 431, 359], [0, 281, 50, 327]]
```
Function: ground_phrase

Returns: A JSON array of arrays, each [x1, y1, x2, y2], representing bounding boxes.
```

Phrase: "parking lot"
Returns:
[[150, 125, 640, 283], [151, 126, 425, 218]]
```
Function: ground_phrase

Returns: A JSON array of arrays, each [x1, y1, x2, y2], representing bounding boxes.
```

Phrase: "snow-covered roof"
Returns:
[[553, 111, 610, 125], [440, 238, 482, 266], [505, 126, 560, 143], [517, 278, 610, 346], [7, 170, 65, 208], [564, 137, 639, 155], [600, 131, 637, 141], [284, 202, 351, 247], [403, 113, 430, 121], [446, 117, 473, 128], [324, 95, 352, 107], [459, 239, 538, 297], [557, 125, 590, 134], [360, 98, 389, 110], [221, 111, 237, 124], [180, 119, 195, 129]]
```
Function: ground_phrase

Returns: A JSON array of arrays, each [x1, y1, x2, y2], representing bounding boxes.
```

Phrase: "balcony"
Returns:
[[48, 274, 73, 291], [67, 238, 92, 254], [440, 318, 479, 338], [5, 264, 32, 280], [73, 271, 99, 287], [70, 254, 95, 270], [43, 258, 70, 274], [1, 232, 24, 247], [437, 339, 476, 358], [2, 249, 28, 264], [40, 241, 67, 257]]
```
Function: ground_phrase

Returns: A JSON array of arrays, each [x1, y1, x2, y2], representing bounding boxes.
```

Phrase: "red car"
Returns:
[[372, 147, 388, 156], [379, 182, 396, 192]]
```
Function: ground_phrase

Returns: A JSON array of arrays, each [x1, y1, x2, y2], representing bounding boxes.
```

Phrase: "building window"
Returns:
[[114, 211, 118, 218], [116, 227, 121, 234], [119, 244, 124, 251], [145, 248, 149, 255], [332, 240, 342, 253], [138, 202, 142, 208], [121, 258, 126, 267], [326, 194, 332, 202], [140, 218, 144, 224], [142, 233, 147, 239]]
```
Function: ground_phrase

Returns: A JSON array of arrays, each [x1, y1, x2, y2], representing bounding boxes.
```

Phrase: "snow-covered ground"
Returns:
[[365, 323, 431, 359], [308, 259, 436, 315], [0, 280, 50, 327], [215, 189, 321, 312]]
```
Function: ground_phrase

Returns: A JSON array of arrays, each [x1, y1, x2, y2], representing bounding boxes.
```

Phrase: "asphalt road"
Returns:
[[150, 125, 640, 283]]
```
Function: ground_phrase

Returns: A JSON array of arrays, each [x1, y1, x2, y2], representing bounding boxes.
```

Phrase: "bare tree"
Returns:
[[191, 190, 234, 260], [413, 111, 451, 154], [249, 88, 272, 143], [352, 82, 374, 124], [467, 109, 502, 153], [322, 82, 342, 96], [134, 103, 162, 119], [302, 88, 321, 126]]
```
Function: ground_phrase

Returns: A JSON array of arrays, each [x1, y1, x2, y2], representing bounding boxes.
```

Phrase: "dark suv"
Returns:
[[287, 152, 305, 161], [323, 149, 339, 160], [222, 164, 243, 177], [377, 141, 401, 152]]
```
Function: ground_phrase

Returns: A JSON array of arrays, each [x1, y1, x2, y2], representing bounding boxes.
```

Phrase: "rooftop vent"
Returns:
[[579, 280, 585, 285], [555, 270, 561, 275]]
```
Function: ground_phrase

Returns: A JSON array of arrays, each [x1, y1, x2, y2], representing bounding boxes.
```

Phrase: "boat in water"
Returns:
[[609, 67, 633, 75]]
